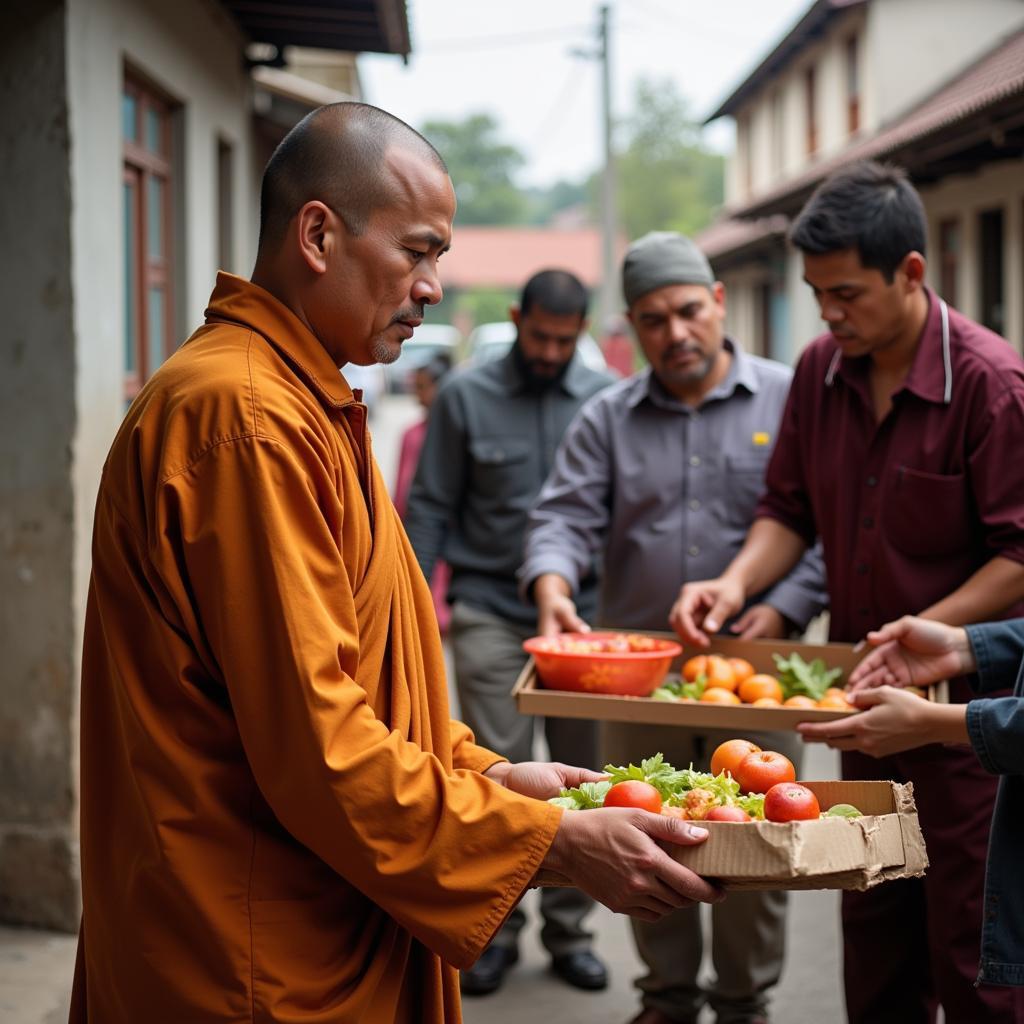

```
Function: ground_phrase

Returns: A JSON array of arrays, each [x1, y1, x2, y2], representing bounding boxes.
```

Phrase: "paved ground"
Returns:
[[0, 395, 848, 1022]]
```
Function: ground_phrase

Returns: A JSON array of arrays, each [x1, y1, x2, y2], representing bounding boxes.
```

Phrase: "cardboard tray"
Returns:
[[535, 781, 929, 892], [513, 632, 868, 732], [515, 630, 949, 731]]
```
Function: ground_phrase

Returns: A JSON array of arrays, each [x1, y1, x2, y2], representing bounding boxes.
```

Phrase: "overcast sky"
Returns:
[[360, 0, 810, 187]]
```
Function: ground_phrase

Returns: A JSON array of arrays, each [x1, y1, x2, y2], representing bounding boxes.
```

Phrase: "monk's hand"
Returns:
[[846, 616, 973, 693], [542, 807, 724, 921], [533, 573, 589, 637], [488, 761, 606, 801], [797, 685, 968, 757]]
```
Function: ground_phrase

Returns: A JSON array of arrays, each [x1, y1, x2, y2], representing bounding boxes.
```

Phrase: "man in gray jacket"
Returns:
[[405, 269, 616, 996], [519, 233, 828, 1024]]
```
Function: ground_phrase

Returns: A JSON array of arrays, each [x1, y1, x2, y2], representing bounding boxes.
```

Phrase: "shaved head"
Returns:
[[257, 102, 447, 254]]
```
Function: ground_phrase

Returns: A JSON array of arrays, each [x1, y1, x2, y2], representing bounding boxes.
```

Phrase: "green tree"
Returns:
[[592, 77, 725, 239], [421, 113, 528, 225]]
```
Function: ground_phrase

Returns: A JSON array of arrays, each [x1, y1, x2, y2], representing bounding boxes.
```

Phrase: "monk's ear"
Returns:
[[295, 201, 335, 275]]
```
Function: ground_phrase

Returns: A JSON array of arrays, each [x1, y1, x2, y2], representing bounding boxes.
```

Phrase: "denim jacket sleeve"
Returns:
[[964, 620, 1024, 776]]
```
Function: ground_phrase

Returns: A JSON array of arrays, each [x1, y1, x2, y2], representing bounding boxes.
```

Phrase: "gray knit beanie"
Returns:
[[622, 231, 715, 306]]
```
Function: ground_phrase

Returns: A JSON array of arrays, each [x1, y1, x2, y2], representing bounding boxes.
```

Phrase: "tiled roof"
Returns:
[[696, 215, 789, 260], [439, 226, 626, 291], [727, 26, 1024, 220]]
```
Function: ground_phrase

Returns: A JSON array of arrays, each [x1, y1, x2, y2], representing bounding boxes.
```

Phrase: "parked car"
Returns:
[[385, 323, 461, 393], [466, 321, 611, 374]]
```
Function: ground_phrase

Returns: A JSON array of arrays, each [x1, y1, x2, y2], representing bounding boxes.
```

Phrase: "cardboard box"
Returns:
[[671, 780, 929, 891], [536, 781, 928, 892], [514, 632, 868, 732]]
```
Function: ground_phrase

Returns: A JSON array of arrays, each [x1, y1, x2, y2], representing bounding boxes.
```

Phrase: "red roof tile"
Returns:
[[439, 226, 626, 291]]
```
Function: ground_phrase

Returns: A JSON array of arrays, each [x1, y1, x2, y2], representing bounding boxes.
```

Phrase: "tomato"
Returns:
[[705, 805, 752, 822], [604, 780, 662, 813], [727, 658, 756, 684], [710, 738, 761, 778], [700, 686, 741, 705], [682, 654, 737, 691], [764, 783, 821, 822], [733, 750, 797, 794], [783, 695, 818, 709], [738, 673, 784, 704]]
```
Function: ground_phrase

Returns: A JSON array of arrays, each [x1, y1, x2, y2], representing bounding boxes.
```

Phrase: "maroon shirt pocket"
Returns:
[[884, 465, 972, 558]]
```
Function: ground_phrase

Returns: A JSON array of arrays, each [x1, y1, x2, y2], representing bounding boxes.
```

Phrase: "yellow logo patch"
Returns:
[[752, 431, 771, 446]]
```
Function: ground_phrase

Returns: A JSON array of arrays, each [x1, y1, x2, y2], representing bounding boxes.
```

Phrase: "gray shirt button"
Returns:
[[688, 545, 700, 557], [689, 455, 701, 467], [689, 498, 701, 511]]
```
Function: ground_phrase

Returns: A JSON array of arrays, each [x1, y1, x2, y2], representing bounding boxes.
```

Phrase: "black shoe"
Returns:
[[551, 950, 609, 991], [460, 945, 519, 996]]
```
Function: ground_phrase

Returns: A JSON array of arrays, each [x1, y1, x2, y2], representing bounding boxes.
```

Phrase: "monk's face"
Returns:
[[328, 147, 455, 366]]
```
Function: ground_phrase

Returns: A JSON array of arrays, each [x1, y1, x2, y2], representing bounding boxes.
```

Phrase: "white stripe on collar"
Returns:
[[940, 299, 952, 405], [824, 348, 842, 387], [823, 299, 952, 403]]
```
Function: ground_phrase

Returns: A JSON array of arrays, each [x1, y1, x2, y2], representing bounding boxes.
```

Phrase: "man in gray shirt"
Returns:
[[405, 269, 616, 997], [520, 234, 827, 1024]]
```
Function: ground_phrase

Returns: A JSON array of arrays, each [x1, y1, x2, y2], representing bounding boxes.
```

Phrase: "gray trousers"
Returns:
[[603, 722, 804, 1024], [449, 600, 598, 956]]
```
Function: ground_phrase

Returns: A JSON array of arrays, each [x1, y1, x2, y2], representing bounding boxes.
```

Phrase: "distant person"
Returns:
[[394, 354, 452, 631], [671, 161, 1024, 1022], [521, 231, 827, 1024], [405, 270, 617, 996], [71, 102, 723, 1024]]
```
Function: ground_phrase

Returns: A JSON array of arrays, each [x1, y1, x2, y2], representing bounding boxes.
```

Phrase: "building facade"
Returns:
[[0, 0, 408, 931], [699, 0, 1024, 364]]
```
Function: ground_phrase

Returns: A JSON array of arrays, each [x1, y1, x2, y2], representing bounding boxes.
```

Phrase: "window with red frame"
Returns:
[[804, 64, 817, 156], [122, 74, 176, 403], [845, 35, 860, 135]]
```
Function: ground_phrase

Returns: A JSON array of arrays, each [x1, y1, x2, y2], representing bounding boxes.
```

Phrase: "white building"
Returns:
[[698, 0, 1024, 364], [0, 0, 409, 931]]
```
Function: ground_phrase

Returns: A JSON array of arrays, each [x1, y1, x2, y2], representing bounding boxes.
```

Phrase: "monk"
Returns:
[[70, 102, 721, 1023]]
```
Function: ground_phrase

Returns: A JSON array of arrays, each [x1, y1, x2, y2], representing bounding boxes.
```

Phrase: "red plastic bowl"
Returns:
[[522, 633, 683, 697]]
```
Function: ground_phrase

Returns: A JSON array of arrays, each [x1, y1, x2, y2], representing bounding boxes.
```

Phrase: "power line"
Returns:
[[414, 24, 593, 54]]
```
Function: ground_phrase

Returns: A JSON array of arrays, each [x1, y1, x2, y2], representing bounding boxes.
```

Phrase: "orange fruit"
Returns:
[[728, 658, 756, 684], [817, 692, 856, 711], [752, 696, 782, 707], [700, 686, 741, 704], [783, 695, 818, 709], [738, 673, 784, 704], [682, 655, 707, 682], [824, 687, 847, 698], [682, 654, 737, 691], [710, 738, 761, 778]]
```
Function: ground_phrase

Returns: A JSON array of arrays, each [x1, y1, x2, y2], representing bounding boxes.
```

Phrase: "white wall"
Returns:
[[866, 0, 1024, 127], [65, 0, 258, 851]]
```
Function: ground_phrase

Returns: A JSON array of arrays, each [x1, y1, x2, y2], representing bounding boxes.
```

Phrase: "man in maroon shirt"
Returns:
[[671, 161, 1024, 1023]]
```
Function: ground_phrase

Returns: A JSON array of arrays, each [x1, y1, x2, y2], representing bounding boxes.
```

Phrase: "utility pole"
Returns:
[[597, 3, 618, 333], [571, 5, 618, 332]]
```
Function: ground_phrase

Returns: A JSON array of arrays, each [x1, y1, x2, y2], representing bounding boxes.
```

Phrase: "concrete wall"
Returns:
[[867, 0, 1024, 127], [0, 1, 80, 930]]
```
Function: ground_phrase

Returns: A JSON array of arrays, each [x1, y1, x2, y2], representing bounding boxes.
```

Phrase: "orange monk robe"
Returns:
[[71, 273, 562, 1023]]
